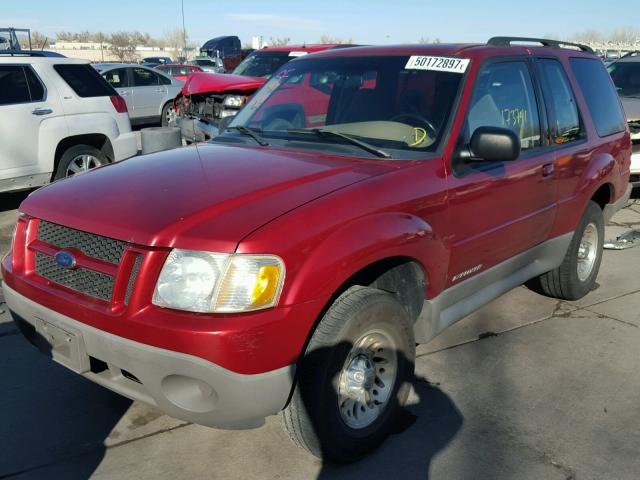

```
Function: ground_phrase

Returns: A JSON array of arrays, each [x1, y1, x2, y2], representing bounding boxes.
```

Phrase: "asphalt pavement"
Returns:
[[1, 192, 640, 479]]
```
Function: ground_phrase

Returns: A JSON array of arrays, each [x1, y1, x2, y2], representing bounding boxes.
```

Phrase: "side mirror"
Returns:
[[218, 115, 236, 133], [461, 126, 521, 163]]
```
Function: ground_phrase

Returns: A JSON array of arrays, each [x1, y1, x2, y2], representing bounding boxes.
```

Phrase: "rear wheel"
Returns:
[[53, 144, 108, 180], [281, 286, 415, 463], [537, 200, 604, 300]]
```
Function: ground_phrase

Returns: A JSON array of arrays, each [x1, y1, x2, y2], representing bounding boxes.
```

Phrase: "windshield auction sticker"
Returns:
[[405, 56, 470, 73]]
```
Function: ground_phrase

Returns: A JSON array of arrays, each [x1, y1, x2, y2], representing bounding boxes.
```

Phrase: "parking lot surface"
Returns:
[[1, 195, 640, 479]]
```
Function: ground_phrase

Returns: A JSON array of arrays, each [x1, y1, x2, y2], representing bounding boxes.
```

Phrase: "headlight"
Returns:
[[152, 249, 285, 313], [222, 95, 246, 108]]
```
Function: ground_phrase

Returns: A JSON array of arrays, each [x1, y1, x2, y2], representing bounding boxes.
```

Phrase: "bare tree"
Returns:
[[269, 36, 291, 46], [318, 35, 353, 44], [55, 31, 75, 42], [109, 31, 138, 62], [160, 28, 187, 61]]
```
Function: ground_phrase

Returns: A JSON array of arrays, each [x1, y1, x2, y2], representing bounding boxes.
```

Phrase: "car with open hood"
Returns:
[[174, 44, 347, 141], [2, 38, 631, 462]]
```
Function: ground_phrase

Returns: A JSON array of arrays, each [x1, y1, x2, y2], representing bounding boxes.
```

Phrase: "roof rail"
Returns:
[[619, 51, 640, 59], [487, 36, 594, 54], [0, 50, 65, 58]]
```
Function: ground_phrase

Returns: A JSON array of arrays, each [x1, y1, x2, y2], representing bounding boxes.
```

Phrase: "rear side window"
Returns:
[[0, 65, 45, 105], [570, 58, 626, 137], [54, 64, 115, 97], [132, 68, 159, 87], [537, 59, 583, 144]]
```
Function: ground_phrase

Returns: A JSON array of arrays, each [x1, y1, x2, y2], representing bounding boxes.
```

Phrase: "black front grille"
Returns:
[[38, 221, 126, 264], [35, 252, 115, 301]]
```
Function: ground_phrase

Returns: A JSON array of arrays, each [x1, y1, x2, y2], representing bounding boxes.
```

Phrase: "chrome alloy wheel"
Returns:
[[577, 222, 598, 282], [65, 154, 102, 177], [337, 330, 398, 429]]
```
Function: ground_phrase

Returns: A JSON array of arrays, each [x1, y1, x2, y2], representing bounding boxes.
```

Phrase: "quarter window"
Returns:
[[570, 58, 626, 137], [537, 59, 582, 144], [466, 61, 541, 151]]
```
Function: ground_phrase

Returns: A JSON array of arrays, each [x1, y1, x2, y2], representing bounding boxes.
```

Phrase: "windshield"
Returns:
[[608, 61, 640, 98], [194, 59, 216, 66], [227, 55, 466, 157], [232, 51, 294, 78]]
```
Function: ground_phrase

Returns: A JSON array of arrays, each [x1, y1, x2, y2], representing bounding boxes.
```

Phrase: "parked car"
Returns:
[[608, 53, 640, 188], [189, 56, 224, 73], [0, 53, 136, 193], [175, 44, 346, 141], [2, 37, 631, 462], [93, 63, 183, 126], [155, 63, 203, 82], [199, 35, 241, 72], [141, 56, 173, 67]]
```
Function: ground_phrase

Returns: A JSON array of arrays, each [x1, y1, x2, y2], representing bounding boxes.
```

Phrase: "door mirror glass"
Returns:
[[218, 114, 236, 133]]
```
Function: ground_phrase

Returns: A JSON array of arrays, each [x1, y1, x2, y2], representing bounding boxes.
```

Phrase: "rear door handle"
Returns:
[[118, 90, 129, 97], [542, 163, 555, 177], [32, 108, 53, 116]]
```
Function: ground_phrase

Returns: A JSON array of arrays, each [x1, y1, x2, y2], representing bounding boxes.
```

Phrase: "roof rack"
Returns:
[[487, 36, 594, 54], [0, 50, 65, 58]]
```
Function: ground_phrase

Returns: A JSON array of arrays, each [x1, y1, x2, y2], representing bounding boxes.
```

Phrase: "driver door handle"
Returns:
[[542, 163, 555, 177]]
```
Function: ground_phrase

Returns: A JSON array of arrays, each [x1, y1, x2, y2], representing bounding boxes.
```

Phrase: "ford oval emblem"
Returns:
[[54, 251, 77, 269]]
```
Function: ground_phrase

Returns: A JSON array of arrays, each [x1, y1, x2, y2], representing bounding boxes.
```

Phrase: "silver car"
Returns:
[[93, 64, 183, 126]]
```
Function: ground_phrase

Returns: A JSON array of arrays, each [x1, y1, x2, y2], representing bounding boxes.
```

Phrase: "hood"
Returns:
[[181, 72, 266, 96], [21, 144, 394, 252]]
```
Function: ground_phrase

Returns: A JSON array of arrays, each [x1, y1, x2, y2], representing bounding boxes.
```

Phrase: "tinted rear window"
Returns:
[[54, 64, 116, 97], [570, 58, 626, 137], [0, 66, 31, 105]]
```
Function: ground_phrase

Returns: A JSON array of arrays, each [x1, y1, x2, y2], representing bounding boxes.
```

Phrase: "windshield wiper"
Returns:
[[226, 126, 269, 146], [287, 128, 391, 158]]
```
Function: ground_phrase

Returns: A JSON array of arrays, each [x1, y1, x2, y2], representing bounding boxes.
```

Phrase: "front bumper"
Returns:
[[112, 131, 138, 162], [3, 282, 294, 429]]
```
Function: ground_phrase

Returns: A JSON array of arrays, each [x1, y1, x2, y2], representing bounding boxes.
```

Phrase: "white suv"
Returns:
[[0, 53, 138, 193]]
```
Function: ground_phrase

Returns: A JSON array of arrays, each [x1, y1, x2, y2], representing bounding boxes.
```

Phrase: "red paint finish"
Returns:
[[2, 43, 631, 375]]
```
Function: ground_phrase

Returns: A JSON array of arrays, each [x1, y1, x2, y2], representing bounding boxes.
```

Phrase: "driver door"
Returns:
[[445, 59, 557, 287]]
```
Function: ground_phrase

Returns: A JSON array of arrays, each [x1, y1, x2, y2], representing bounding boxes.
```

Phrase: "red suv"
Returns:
[[2, 37, 631, 462]]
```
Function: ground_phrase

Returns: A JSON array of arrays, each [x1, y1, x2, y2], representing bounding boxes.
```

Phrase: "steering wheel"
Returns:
[[390, 113, 438, 139]]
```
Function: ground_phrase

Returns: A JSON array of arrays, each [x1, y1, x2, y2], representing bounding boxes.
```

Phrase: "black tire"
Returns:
[[53, 144, 109, 181], [161, 102, 173, 127], [281, 286, 415, 463], [538, 201, 604, 300]]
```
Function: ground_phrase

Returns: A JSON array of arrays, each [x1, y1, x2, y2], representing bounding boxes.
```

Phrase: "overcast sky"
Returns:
[[5, 0, 640, 45]]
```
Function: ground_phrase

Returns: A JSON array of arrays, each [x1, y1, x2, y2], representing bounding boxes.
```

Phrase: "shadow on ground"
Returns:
[[0, 323, 130, 479]]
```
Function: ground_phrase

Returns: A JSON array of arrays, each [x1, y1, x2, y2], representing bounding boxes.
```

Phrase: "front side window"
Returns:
[[537, 59, 582, 144], [571, 58, 626, 137], [103, 68, 129, 88], [132, 68, 159, 87], [0, 66, 31, 105], [465, 61, 541, 151], [228, 55, 466, 157], [608, 60, 640, 99]]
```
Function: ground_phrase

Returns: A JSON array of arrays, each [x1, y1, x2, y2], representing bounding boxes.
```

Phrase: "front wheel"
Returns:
[[281, 286, 415, 462], [161, 102, 175, 127], [537, 200, 604, 300]]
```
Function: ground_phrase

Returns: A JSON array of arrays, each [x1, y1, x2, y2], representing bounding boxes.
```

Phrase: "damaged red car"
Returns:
[[174, 44, 349, 141]]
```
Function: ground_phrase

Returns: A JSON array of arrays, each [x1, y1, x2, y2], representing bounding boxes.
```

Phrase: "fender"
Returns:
[[551, 150, 616, 237], [278, 212, 449, 306]]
